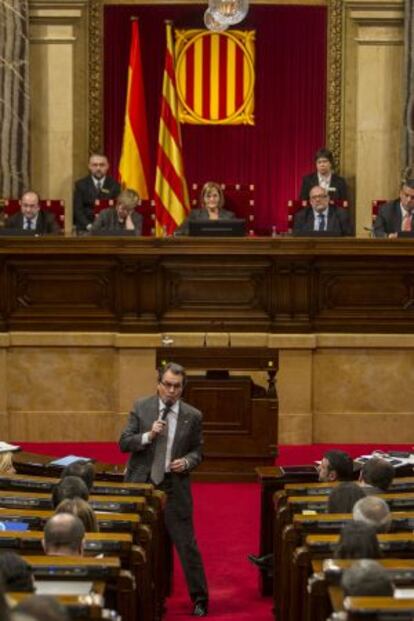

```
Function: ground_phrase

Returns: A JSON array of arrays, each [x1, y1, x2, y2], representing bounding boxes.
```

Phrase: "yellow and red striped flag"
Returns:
[[154, 21, 190, 236], [118, 19, 150, 199]]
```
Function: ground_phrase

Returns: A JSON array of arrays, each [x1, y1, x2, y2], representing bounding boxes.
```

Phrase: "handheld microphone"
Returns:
[[161, 400, 174, 421]]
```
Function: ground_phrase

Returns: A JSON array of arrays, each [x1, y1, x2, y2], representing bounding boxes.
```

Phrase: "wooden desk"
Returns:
[[0, 237, 414, 333]]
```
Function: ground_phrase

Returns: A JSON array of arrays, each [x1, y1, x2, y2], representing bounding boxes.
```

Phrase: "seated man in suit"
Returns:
[[6, 191, 60, 234], [374, 177, 414, 237], [299, 148, 348, 201], [92, 189, 142, 235], [73, 153, 121, 232], [293, 185, 353, 236]]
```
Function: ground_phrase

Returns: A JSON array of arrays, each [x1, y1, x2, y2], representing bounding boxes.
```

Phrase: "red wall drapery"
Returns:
[[104, 4, 327, 232]]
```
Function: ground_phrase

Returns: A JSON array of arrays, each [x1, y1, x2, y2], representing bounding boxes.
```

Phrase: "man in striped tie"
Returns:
[[119, 362, 209, 617]]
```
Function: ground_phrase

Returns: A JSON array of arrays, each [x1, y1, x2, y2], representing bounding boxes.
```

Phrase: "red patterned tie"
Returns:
[[403, 213, 412, 231]]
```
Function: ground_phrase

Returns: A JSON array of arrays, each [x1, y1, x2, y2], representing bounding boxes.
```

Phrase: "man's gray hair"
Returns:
[[352, 496, 391, 531]]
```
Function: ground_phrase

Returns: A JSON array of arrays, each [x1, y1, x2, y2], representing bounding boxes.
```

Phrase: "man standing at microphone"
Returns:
[[119, 362, 209, 617]]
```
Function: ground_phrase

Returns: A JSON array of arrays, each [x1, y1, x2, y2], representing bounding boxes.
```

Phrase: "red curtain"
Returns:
[[104, 4, 327, 232]]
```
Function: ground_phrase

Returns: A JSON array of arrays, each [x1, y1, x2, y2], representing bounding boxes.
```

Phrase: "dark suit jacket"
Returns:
[[293, 206, 353, 236], [299, 173, 348, 201], [73, 175, 121, 230], [91, 207, 143, 235], [5, 210, 60, 234], [174, 207, 235, 236], [373, 199, 412, 237], [119, 395, 203, 517]]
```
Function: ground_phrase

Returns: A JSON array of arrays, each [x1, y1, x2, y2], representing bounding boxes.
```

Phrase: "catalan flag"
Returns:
[[118, 19, 150, 199], [154, 21, 190, 236]]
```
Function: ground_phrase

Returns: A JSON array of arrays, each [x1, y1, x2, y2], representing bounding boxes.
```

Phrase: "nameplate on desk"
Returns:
[[0, 477, 52, 491], [90, 229, 136, 237], [98, 520, 132, 532], [33, 565, 113, 579], [0, 229, 37, 237], [90, 501, 128, 512], [85, 540, 122, 553], [292, 230, 343, 237], [0, 496, 50, 509]]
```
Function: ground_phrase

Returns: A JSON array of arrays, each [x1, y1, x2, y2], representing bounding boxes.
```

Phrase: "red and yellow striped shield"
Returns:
[[175, 29, 255, 125]]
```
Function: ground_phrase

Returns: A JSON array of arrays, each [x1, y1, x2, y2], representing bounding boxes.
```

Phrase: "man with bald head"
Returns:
[[42, 513, 85, 556], [6, 191, 59, 234]]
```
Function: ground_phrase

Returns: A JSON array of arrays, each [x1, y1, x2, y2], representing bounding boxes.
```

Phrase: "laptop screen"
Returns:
[[188, 219, 246, 237]]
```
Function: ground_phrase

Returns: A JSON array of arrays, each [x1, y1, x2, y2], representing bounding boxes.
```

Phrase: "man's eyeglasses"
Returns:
[[160, 380, 183, 391]]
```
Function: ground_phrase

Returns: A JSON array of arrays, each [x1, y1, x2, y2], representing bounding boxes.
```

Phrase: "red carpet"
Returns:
[[164, 482, 272, 620]]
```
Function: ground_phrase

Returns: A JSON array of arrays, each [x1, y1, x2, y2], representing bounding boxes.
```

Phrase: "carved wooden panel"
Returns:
[[0, 238, 413, 332]]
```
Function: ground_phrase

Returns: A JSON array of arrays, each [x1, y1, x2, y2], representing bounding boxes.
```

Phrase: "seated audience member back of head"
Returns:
[[335, 522, 382, 559], [328, 482, 366, 513], [341, 560, 394, 596], [0, 552, 34, 592], [52, 475, 89, 508], [61, 460, 95, 491], [361, 457, 395, 492], [55, 497, 99, 532], [43, 513, 85, 556], [353, 496, 391, 532], [14, 594, 70, 621]]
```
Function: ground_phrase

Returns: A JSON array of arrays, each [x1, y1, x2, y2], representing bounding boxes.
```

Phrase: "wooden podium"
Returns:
[[156, 347, 278, 481]]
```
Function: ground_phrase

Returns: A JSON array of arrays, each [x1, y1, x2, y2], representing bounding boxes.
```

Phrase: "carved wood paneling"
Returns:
[[0, 238, 414, 333]]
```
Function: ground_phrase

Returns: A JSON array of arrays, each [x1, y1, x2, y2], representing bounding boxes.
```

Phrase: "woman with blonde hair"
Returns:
[[0, 451, 16, 474], [175, 181, 236, 235]]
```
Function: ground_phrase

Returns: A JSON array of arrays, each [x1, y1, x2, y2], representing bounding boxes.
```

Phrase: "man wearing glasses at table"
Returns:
[[119, 362, 209, 617], [293, 185, 353, 236]]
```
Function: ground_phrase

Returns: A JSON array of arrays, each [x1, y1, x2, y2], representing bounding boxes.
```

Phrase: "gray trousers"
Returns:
[[160, 475, 208, 602]]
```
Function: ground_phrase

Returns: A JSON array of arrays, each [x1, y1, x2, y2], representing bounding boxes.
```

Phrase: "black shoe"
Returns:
[[248, 553, 273, 569], [192, 600, 208, 617]]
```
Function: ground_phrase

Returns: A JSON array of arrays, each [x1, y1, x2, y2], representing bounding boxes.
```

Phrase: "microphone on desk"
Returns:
[[363, 225, 375, 238]]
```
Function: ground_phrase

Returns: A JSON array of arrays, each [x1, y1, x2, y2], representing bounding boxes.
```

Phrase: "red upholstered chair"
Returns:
[[94, 198, 155, 236], [2, 198, 64, 228], [287, 199, 307, 233], [189, 183, 255, 229], [371, 199, 387, 224]]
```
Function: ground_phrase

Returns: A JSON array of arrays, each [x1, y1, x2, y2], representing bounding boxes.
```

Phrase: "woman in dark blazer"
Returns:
[[175, 181, 235, 235], [299, 148, 348, 201]]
